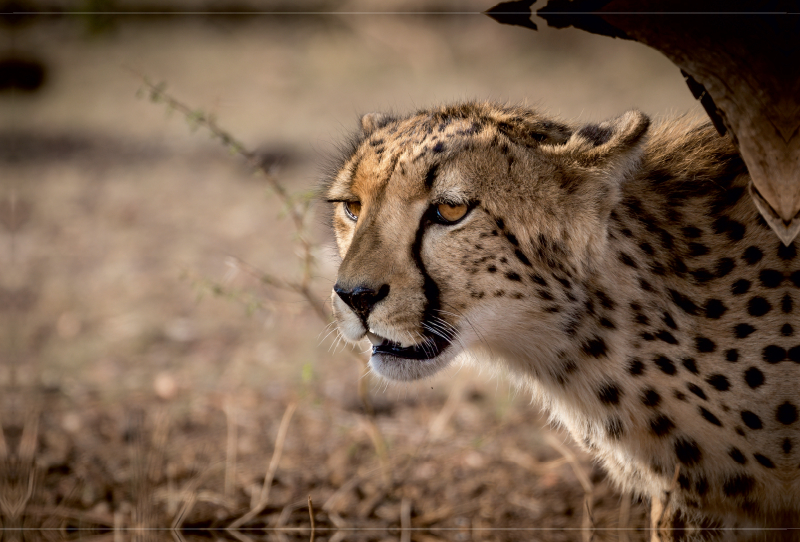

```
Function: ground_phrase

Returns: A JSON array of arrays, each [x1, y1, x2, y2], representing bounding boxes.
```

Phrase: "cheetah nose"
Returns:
[[334, 283, 390, 321]]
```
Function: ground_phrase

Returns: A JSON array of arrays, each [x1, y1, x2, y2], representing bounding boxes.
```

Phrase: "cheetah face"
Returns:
[[326, 104, 648, 381]]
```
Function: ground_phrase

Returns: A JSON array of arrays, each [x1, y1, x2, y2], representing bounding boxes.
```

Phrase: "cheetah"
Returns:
[[324, 102, 800, 535]]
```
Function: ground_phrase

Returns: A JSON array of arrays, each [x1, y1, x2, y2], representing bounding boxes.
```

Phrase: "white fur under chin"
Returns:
[[369, 345, 462, 381]]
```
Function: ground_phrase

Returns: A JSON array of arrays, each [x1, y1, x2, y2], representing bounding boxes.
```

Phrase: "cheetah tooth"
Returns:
[[366, 331, 384, 346]]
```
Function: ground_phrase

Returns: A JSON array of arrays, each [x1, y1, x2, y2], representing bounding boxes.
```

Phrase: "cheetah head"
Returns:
[[326, 102, 649, 381]]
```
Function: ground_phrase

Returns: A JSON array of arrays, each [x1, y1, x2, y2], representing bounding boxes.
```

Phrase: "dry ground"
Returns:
[[2, 2, 704, 540]]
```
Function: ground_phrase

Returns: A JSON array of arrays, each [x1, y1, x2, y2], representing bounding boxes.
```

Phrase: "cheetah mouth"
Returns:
[[366, 330, 453, 360]]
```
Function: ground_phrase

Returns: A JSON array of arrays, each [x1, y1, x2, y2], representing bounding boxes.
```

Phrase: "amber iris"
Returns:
[[436, 203, 468, 223], [343, 201, 361, 221]]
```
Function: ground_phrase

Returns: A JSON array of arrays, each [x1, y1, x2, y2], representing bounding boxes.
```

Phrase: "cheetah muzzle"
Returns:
[[325, 101, 800, 531]]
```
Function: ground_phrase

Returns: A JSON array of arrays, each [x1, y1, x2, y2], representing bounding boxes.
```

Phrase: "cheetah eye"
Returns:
[[435, 203, 469, 224], [343, 201, 361, 221]]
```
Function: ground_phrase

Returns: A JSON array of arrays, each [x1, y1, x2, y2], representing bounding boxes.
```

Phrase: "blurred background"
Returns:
[[2, 1, 701, 540]]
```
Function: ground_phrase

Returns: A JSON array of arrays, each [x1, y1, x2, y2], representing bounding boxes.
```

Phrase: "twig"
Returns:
[[223, 399, 238, 499], [543, 434, 594, 540], [228, 402, 297, 529], [308, 496, 316, 542], [171, 461, 225, 530], [400, 497, 411, 542], [132, 72, 316, 289]]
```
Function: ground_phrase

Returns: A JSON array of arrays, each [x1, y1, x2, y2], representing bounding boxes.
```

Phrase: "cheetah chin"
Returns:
[[365, 329, 461, 381]]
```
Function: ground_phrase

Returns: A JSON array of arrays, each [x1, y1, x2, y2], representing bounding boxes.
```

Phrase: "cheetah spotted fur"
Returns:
[[325, 102, 800, 532]]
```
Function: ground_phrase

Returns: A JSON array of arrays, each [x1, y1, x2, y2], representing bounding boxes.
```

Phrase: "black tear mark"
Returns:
[[409, 208, 441, 340], [424, 163, 439, 188]]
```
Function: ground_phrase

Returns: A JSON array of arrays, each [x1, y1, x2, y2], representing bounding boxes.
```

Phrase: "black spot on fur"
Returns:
[[729, 447, 747, 464], [731, 279, 751, 295], [514, 249, 532, 267], [744, 367, 765, 388], [695, 477, 709, 496], [674, 438, 702, 465], [505, 271, 521, 282], [748, 297, 772, 317], [712, 216, 745, 241], [704, 299, 727, 319], [790, 346, 800, 363], [619, 252, 638, 268], [682, 358, 698, 374], [741, 411, 763, 429], [431, 141, 445, 154], [743, 246, 763, 265], [782, 294, 793, 313], [759, 269, 784, 288], [537, 289, 553, 301], [784, 438, 793, 454], [688, 243, 709, 257], [700, 407, 723, 427], [725, 349, 739, 362], [754, 454, 775, 468], [599, 317, 616, 329], [792, 271, 800, 288], [723, 474, 754, 497], [639, 242, 654, 256], [595, 289, 615, 310], [582, 337, 607, 358], [669, 256, 687, 276], [762, 345, 786, 364], [706, 374, 730, 391], [655, 330, 678, 344], [781, 324, 794, 336], [669, 289, 699, 315], [530, 273, 547, 286], [734, 323, 756, 339], [778, 242, 797, 260], [654, 356, 676, 375], [628, 358, 645, 376], [682, 226, 702, 238], [642, 388, 661, 407], [650, 415, 674, 436], [487, 265, 497, 273], [687, 383, 707, 400], [662, 312, 677, 330], [715, 257, 735, 278], [777, 402, 798, 425], [695, 337, 716, 353], [690, 268, 714, 283], [598, 383, 622, 405], [674, 390, 687, 401]]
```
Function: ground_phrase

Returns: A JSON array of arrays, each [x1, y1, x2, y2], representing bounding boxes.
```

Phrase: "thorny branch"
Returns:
[[134, 73, 316, 293], [133, 72, 392, 503]]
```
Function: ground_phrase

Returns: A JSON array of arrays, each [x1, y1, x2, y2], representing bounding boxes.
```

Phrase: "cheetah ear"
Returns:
[[360, 112, 395, 135], [564, 110, 650, 169]]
